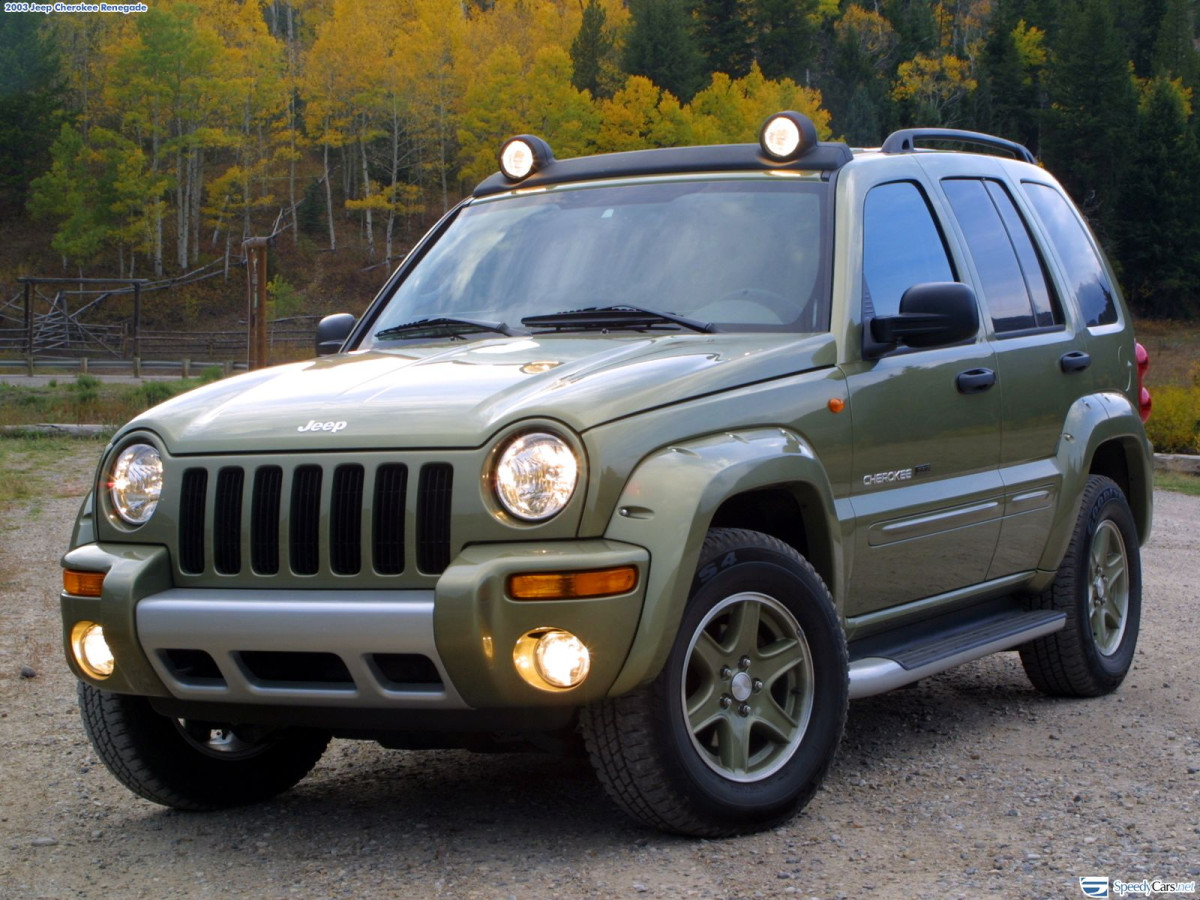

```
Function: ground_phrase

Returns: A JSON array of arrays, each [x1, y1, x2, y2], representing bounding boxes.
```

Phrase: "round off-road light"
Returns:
[[71, 621, 114, 679], [108, 442, 163, 525], [498, 135, 554, 182], [513, 628, 591, 691], [759, 111, 817, 162]]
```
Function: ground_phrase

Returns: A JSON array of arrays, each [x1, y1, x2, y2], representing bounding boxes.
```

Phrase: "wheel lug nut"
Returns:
[[738, 703, 751, 717], [719, 695, 732, 709], [752, 679, 763, 693], [738, 656, 751, 670], [719, 666, 732, 679]]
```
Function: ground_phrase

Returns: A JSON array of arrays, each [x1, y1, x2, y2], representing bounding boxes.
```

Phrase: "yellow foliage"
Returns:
[[893, 53, 978, 121], [836, 5, 899, 70], [687, 65, 831, 145], [1144, 385, 1200, 454], [1011, 19, 1046, 73]]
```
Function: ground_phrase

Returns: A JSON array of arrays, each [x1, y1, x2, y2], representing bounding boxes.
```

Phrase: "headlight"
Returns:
[[108, 442, 163, 525], [493, 432, 578, 521]]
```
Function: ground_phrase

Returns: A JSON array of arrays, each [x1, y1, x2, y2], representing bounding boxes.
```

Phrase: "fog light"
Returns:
[[70, 621, 114, 679], [513, 628, 591, 691]]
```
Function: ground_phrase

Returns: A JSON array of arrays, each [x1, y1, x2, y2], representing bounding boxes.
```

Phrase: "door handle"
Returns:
[[956, 368, 996, 394], [1060, 350, 1092, 373]]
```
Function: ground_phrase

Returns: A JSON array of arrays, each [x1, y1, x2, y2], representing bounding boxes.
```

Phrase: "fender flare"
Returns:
[[1037, 391, 1154, 573], [603, 427, 841, 695]]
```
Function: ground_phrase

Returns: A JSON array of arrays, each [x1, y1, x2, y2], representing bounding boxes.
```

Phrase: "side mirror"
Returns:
[[865, 282, 979, 358], [315, 313, 356, 356]]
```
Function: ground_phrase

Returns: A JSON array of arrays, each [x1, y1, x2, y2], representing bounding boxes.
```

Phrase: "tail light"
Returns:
[[1135, 342, 1151, 423]]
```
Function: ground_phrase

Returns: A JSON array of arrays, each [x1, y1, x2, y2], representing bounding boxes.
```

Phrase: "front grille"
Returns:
[[176, 460, 453, 580]]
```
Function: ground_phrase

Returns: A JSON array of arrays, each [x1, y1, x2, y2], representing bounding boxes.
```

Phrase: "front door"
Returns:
[[842, 179, 1003, 616]]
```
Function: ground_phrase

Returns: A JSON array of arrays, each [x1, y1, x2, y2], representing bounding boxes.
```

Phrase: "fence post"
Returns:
[[132, 281, 141, 361], [23, 281, 33, 374]]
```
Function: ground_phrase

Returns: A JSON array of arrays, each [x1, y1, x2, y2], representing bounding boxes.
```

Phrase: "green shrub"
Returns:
[[199, 365, 223, 384], [134, 381, 176, 408], [70, 374, 100, 409], [1145, 384, 1200, 454]]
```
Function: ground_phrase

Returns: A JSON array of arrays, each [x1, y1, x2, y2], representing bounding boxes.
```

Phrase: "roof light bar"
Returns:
[[499, 135, 555, 182], [759, 111, 818, 163]]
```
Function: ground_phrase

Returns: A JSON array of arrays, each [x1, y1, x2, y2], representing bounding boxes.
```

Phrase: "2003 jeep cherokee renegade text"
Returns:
[[62, 114, 1154, 837]]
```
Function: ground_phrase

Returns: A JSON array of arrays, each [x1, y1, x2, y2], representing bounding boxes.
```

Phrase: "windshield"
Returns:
[[362, 178, 830, 347]]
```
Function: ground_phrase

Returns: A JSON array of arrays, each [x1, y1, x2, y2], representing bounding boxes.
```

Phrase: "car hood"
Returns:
[[130, 333, 837, 453]]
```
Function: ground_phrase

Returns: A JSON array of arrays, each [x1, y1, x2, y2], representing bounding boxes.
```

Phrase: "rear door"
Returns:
[[927, 160, 1091, 578]]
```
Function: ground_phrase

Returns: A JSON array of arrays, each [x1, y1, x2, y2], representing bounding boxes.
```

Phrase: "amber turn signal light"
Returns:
[[508, 566, 638, 600], [63, 570, 105, 597]]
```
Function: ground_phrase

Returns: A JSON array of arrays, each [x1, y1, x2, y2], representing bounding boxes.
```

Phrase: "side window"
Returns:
[[1021, 181, 1119, 327], [985, 181, 1062, 328], [941, 178, 1062, 333], [863, 181, 955, 318]]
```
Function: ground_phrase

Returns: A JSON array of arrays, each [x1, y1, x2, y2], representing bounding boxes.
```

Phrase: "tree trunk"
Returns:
[[361, 134, 374, 257], [287, 5, 298, 244], [175, 143, 188, 271], [323, 140, 337, 251], [191, 147, 203, 266]]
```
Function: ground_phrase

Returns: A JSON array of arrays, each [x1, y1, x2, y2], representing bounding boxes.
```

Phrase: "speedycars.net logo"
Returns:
[[1080, 877, 1199, 898]]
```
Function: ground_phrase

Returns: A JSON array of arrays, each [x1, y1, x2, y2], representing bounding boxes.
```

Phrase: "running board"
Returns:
[[847, 608, 1065, 700]]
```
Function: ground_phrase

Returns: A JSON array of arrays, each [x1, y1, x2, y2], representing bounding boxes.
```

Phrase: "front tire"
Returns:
[[79, 683, 330, 810], [582, 529, 848, 836], [1020, 475, 1142, 697]]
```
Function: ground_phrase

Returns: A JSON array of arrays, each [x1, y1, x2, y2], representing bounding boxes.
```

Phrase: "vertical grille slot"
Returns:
[[251, 466, 282, 575], [179, 468, 208, 574], [330, 464, 364, 575], [417, 463, 453, 574], [290, 465, 323, 576], [372, 463, 407, 574], [213, 467, 244, 575]]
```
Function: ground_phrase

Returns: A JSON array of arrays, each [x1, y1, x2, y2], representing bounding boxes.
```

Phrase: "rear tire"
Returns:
[[582, 528, 848, 836], [79, 683, 329, 810], [1020, 475, 1141, 697]]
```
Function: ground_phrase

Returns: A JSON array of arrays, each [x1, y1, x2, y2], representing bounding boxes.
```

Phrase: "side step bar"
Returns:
[[848, 607, 1065, 700]]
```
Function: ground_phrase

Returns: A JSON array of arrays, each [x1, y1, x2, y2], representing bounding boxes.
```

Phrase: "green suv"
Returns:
[[61, 113, 1154, 837]]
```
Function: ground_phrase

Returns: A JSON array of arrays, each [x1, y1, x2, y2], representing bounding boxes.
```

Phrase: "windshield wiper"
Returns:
[[522, 305, 714, 334], [374, 316, 527, 341]]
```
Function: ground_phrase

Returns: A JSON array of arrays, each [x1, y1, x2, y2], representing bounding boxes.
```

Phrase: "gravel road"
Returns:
[[1, 445, 1197, 900]]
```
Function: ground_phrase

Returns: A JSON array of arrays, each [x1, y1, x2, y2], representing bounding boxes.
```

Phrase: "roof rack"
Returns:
[[473, 141, 854, 198], [881, 128, 1036, 165]]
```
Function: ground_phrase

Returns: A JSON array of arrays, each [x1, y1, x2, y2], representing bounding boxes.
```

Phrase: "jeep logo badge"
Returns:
[[297, 420, 348, 433]]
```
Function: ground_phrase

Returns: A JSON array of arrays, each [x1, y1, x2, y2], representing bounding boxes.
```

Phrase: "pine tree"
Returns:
[[693, 0, 754, 79], [1040, 0, 1138, 244], [750, 0, 820, 84], [974, 1, 1035, 145], [623, 0, 705, 102], [0, 15, 67, 215], [1151, 0, 1200, 93], [1117, 77, 1200, 317], [570, 0, 618, 99]]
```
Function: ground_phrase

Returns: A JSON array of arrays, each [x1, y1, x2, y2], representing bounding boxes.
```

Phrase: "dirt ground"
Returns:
[[1, 444, 1197, 900]]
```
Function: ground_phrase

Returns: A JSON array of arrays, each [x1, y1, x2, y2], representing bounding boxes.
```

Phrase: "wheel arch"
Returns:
[[1087, 435, 1152, 544], [603, 427, 842, 696], [1038, 392, 1154, 572]]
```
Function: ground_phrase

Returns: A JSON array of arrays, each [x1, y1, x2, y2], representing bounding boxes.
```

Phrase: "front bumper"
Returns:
[[61, 539, 649, 712]]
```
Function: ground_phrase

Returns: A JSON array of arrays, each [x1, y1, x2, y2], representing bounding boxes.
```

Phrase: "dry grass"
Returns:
[[0, 434, 106, 507], [0, 370, 222, 428], [1134, 318, 1200, 388]]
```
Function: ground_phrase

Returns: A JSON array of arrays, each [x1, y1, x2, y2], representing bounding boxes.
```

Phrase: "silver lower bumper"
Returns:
[[137, 589, 468, 709]]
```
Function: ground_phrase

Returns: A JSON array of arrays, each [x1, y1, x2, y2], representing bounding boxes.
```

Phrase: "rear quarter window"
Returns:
[[1021, 182, 1118, 327]]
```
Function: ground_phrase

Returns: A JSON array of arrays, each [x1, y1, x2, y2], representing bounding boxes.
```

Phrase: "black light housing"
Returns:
[[759, 111, 818, 162], [499, 135, 555, 182]]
